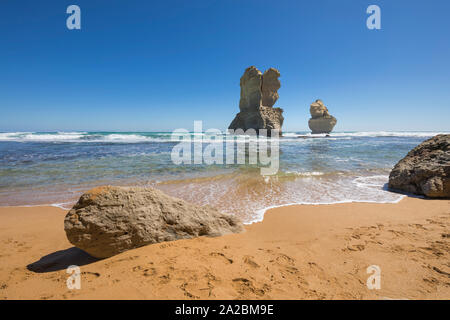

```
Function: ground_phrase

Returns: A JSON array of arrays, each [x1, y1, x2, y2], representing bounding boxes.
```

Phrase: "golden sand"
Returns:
[[0, 197, 449, 300]]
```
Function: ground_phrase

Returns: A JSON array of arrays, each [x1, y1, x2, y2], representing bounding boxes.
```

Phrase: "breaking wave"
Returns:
[[0, 131, 446, 143]]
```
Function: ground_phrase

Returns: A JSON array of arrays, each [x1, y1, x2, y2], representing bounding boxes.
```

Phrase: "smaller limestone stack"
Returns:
[[64, 186, 244, 258], [388, 134, 450, 198], [308, 99, 337, 134]]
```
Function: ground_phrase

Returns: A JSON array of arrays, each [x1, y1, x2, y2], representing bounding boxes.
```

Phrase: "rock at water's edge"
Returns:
[[64, 186, 244, 258], [388, 134, 450, 198]]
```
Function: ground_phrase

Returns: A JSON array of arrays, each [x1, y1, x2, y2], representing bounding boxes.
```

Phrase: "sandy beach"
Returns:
[[1, 197, 448, 300]]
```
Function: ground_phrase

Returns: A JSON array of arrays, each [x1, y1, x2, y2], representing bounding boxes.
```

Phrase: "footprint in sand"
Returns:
[[81, 271, 100, 282], [159, 273, 171, 284], [105, 255, 139, 267], [209, 252, 233, 264], [346, 244, 366, 251], [132, 265, 143, 272], [232, 278, 270, 297], [179, 282, 200, 299], [269, 253, 299, 276], [430, 266, 450, 277], [410, 224, 427, 230], [307, 262, 325, 272], [243, 255, 260, 268], [276, 253, 295, 264], [143, 268, 157, 277]]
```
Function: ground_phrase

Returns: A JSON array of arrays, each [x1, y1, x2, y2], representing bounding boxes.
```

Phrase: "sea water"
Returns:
[[0, 131, 446, 223]]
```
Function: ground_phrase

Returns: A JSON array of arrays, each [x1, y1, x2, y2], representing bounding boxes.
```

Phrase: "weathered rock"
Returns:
[[229, 66, 284, 135], [238, 66, 263, 112], [64, 186, 244, 258], [309, 100, 328, 118], [262, 68, 281, 108], [228, 106, 284, 134], [308, 117, 337, 134], [308, 99, 337, 134], [388, 134, 450, 198], [389, 134, 450, 198]]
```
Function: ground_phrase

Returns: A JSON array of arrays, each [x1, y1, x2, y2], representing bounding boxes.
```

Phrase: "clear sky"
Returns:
[[1, 0, 449, 132]]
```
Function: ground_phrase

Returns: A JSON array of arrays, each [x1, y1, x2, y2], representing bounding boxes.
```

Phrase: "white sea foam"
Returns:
[[0, 132, 85, 142], [291, 131, 448, 138], [0, 132, 32, 140], [103, 134, 154, 142], [56, 131, 88, 135], [51, 201, 75, 210], [245, 175, 406, 224], [23, 133, 85, 141], [246, 174, 405, 224], [286, 171, 324, 177], [0, 201, 75, 210], [250, 196, 405, 225], [328, 131, 449, 138], [353, 175, 389, 188]]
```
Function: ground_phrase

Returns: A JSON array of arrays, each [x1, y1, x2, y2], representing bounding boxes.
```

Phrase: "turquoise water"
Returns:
[[0, 131, 446, 223]]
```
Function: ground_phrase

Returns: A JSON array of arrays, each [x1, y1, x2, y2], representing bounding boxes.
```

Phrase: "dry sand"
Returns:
[[0, 197, 449, 300]]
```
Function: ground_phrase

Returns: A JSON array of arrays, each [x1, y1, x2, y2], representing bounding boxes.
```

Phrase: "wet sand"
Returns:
[[0, 197, 449, 300]]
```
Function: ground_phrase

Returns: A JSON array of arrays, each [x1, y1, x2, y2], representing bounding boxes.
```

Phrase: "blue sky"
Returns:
[[0, 0, 449, 132]]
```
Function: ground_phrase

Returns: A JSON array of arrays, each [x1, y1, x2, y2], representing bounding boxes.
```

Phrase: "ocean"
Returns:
[[0, 131, 447, 223]]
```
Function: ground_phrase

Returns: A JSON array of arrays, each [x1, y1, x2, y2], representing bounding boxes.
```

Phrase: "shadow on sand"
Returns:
[[383, 183, 433, 199], [27, 247, 99, 273]]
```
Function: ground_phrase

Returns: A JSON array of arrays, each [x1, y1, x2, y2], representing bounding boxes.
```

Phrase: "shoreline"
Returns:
[[1, 196, 449, 299], [252, 195, 407, 225], [0, 192, 407, 226]]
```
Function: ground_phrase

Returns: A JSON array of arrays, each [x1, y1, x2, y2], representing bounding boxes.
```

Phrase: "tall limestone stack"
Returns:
[[228, 66, 284, 136], [308, 99, 337, 134]]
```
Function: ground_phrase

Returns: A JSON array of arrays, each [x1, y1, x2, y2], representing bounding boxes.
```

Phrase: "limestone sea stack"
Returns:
[[64, 186, 244, 258], [388, 134, 450, 198], [308, 99, 337, 134], [228, 66, 284, 136]]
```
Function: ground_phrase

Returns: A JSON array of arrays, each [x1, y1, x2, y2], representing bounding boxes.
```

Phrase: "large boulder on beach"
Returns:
[[388, 134, 450, 198], [228, 66, 284, 135], [308, 99, 337, 134], [64, 186, 244, 258]]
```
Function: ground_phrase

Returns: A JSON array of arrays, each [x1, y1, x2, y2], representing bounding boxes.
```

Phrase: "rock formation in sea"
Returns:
[[388, 134, 449, 198], [228, 66, 284, 136], [64, 186, 244, 258], [308, 99, 337, 134]]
